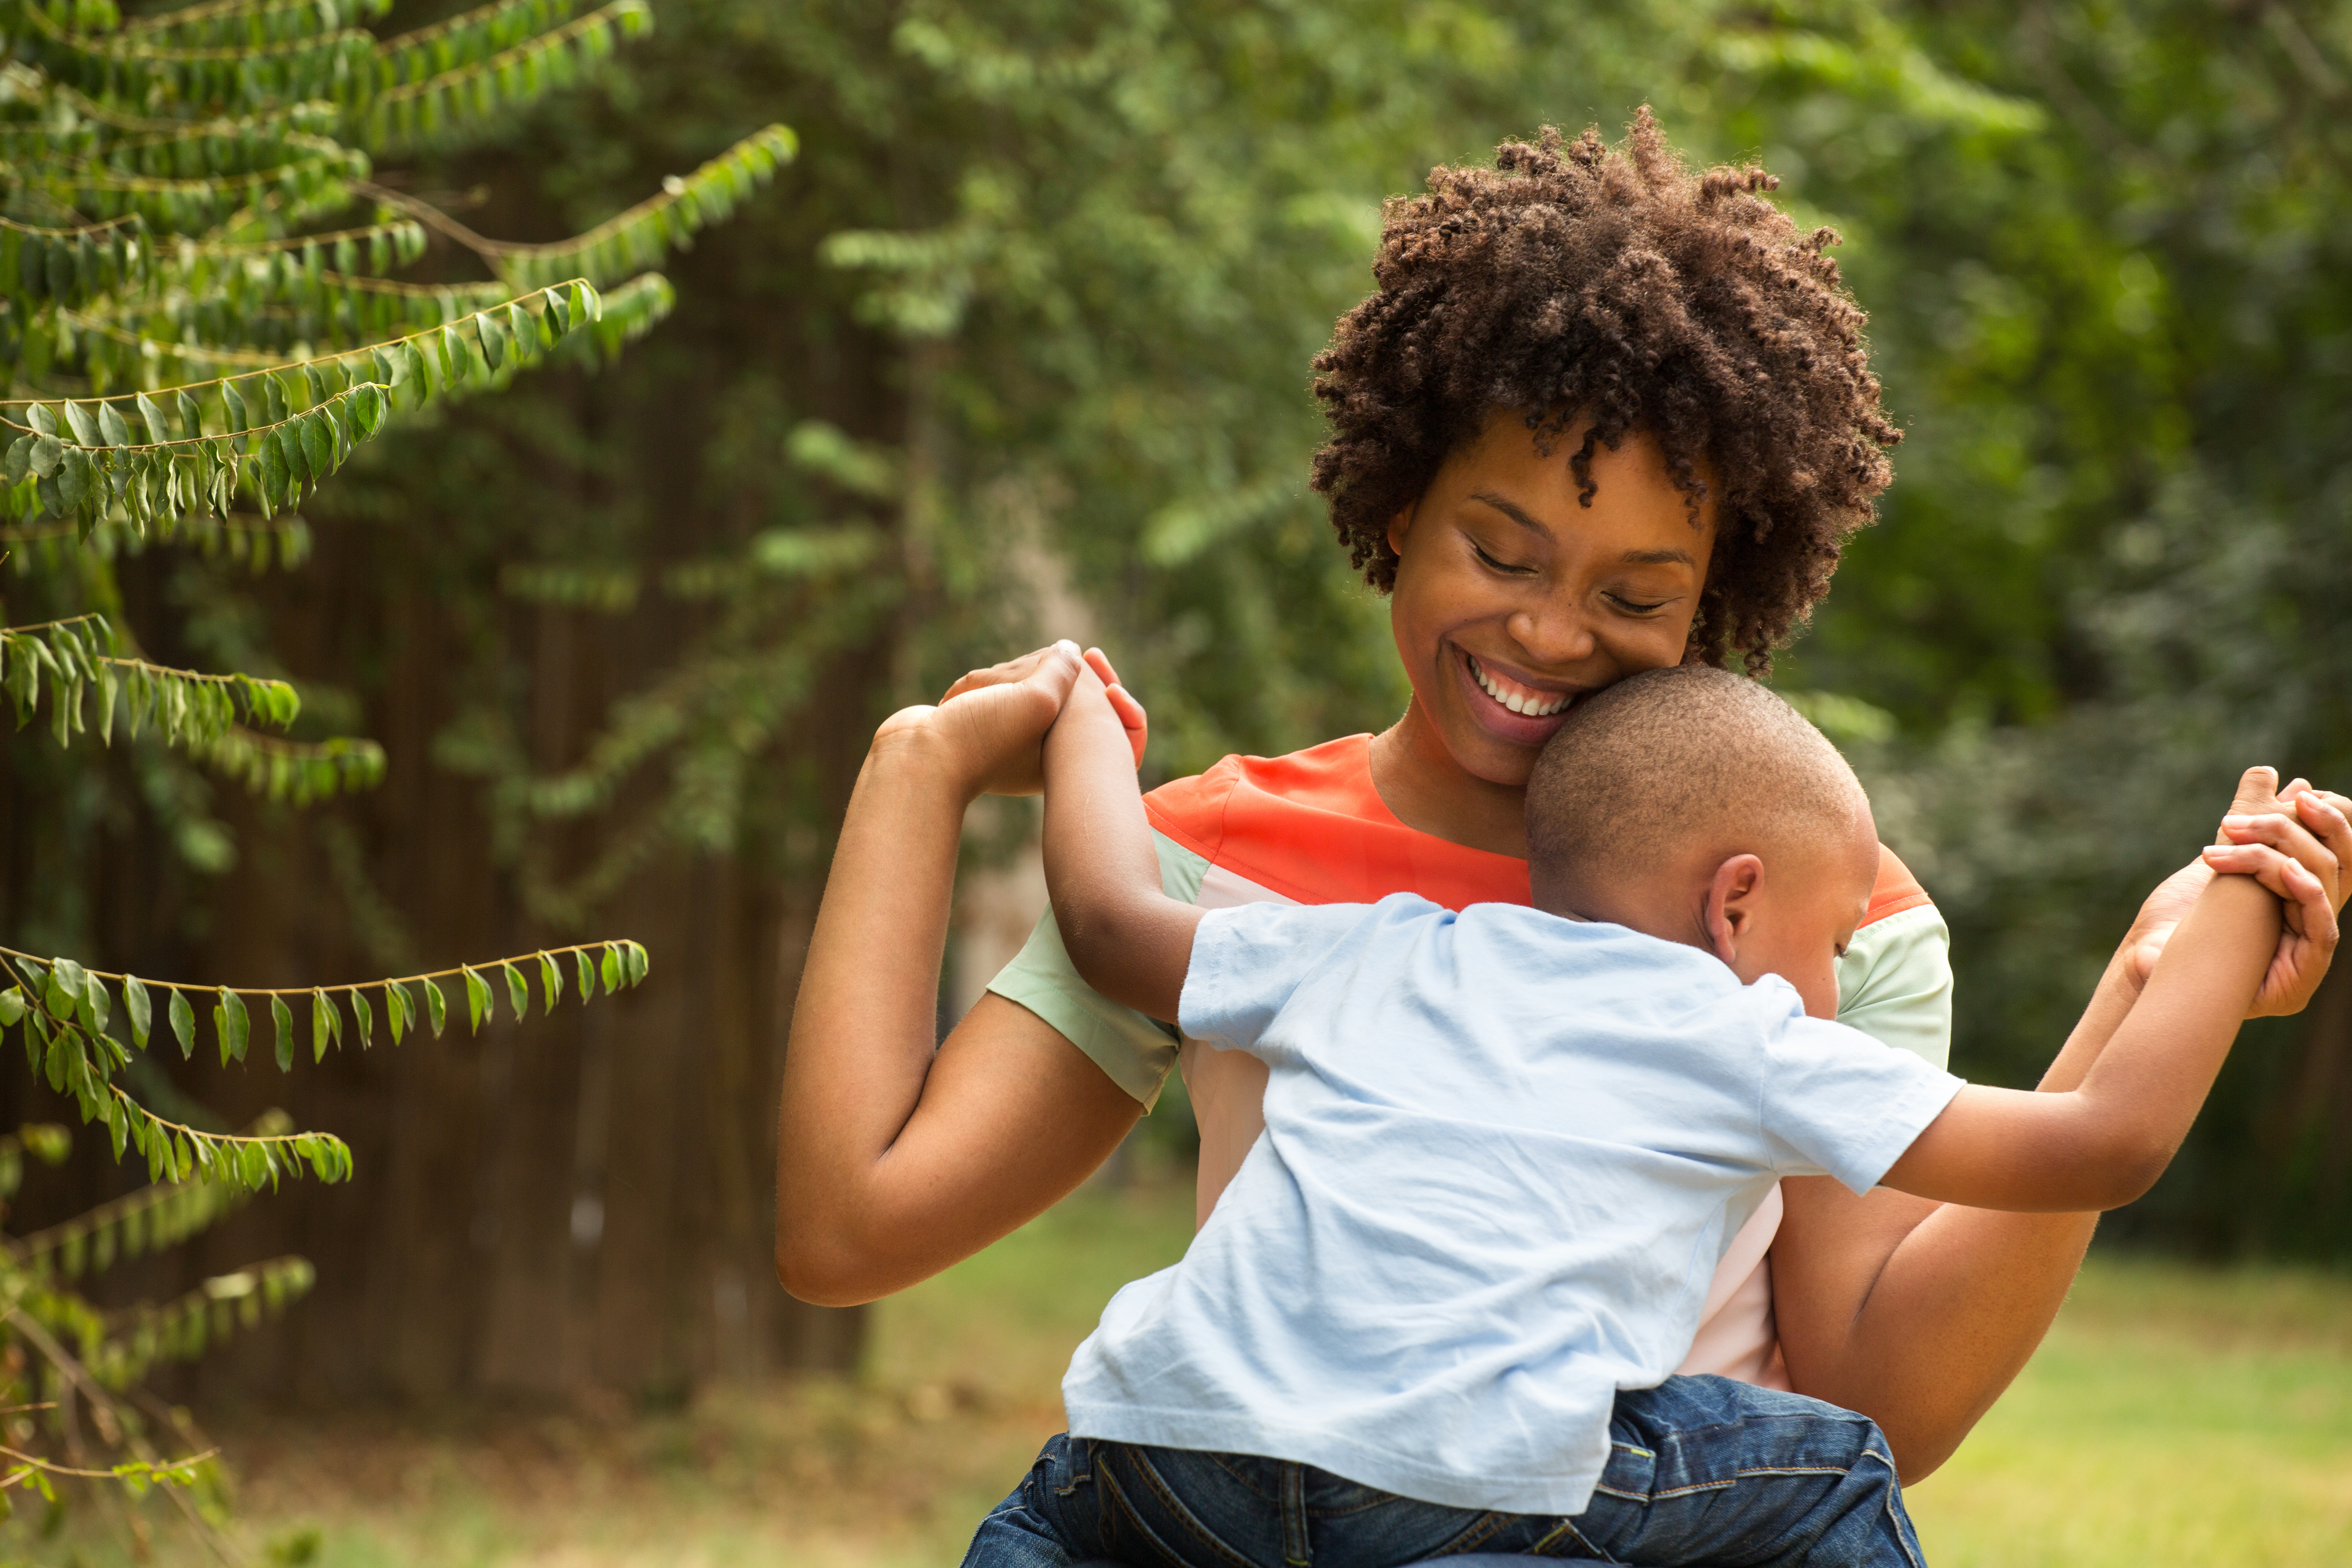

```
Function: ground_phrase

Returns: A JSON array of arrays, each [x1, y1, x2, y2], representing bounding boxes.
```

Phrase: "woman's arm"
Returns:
[[1775, 771, 2349, 1478], [774, 646, 1144, 1307]]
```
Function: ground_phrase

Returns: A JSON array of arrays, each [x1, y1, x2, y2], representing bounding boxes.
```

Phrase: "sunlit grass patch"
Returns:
[[1907, 1255, 2352, 1568]]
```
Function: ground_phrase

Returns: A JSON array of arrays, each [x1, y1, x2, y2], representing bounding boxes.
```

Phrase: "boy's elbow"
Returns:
[[2085, 1134, 2177, 1212], [1056, 900, 1131, 992]]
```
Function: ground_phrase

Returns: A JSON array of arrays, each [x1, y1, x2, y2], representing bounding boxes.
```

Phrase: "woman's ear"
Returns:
[[1703, 853, 1766, 967], [1385, 499, 1418, 559]]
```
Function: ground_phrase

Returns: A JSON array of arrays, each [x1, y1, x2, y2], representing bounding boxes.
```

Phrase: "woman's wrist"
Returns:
[[866, 710, 987, 806]]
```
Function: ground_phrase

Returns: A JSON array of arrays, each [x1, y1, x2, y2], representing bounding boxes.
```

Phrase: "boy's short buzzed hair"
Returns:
[[1310, 108, 1901, 673], [1525, 667, 1861, 913]]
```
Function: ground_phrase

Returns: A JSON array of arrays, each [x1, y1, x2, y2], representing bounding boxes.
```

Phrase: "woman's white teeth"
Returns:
[[1469, 656, 1570, 718]]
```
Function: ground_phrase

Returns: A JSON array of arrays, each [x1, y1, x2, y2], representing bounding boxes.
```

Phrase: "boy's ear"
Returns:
[[1703, 853, 1766, 966]]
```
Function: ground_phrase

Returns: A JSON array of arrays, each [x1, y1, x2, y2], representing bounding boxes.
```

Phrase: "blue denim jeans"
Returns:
[[961, 1375, 1924, 1567]]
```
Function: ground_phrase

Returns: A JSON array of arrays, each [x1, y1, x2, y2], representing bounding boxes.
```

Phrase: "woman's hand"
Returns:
[[2123, 772, 2347, 1017], [908, 643, 1148, 797]]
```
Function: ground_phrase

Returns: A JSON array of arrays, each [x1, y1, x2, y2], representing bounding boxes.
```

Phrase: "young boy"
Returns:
[[966, 660, 2299, 1568]]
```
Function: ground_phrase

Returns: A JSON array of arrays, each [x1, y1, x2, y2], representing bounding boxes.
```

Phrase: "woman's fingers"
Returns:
[[2201, 840, 2342, 1018], [2202, 841, 2327, 919], [2292, 791, 2352, 910], [2219, 809, 2340, 907]]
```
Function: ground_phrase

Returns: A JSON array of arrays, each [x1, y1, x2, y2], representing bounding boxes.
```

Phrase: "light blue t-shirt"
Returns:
[[1060, 894, 1965, 1516]]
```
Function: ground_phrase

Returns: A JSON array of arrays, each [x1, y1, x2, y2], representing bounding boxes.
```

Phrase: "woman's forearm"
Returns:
[[774, 729, 971, 1297]]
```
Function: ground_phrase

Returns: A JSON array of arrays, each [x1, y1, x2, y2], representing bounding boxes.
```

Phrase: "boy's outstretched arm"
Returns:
[[1044, 668, 1205, 1024], [1882, 801, 2328, 1212]]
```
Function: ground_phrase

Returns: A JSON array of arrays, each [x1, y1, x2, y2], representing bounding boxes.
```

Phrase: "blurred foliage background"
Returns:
[[2, 0, 2348, 1420]]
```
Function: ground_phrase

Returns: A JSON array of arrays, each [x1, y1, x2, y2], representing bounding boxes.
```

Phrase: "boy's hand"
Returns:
[[2127, 767, 2346, 1017], [875, 642, 1088, 799]]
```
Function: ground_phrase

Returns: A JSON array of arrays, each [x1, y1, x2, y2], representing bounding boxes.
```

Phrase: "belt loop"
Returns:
[[1281, 1462, 1310, 1567]]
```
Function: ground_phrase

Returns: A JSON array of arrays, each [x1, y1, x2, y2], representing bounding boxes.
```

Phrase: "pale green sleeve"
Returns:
[[982, 832, 1209, 1109], [1834, 903, 1953, 1071]]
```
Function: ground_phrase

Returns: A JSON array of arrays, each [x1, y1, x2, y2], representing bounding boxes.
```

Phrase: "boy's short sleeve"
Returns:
[[1759, 1009, 1966, 1196], [1178, 900, 1388, 1061]]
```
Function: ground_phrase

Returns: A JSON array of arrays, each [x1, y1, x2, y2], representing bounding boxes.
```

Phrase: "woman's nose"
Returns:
[[1507, 604, 1597, 667]]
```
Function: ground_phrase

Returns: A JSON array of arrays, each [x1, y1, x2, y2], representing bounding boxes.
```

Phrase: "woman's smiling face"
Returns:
[[1385, 410, 1719, 795]]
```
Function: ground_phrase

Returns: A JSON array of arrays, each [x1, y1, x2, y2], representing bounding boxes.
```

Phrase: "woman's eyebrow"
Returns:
[[1468, 490, 1554, 541], [1621, 547, 1696, 566]]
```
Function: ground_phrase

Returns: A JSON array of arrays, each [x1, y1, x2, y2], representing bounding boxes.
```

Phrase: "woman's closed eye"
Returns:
[[1604, 590, 1672, 615], [1469, 540, 1537, 577]]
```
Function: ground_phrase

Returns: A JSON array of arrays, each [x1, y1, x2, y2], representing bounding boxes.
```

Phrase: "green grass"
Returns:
[[28, 1182, 2352, 1565], [1904, 1257, 2352, 1566]]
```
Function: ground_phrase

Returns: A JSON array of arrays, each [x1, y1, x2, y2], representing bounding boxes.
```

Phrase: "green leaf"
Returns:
[[222, 989, 249, 1063], [62, 401, 100, 447], [600, 944, 621, 995], [301, 409, 335, 482], [97, 402, 132, 447], [168, 989, 194, 1058], [385, 981, 408, 1045], [56, 449, 91, 513], [312, 987, 341, 1060], [122, 974, 151, 1048], [624, 941, 648, 987], [352, 381, 386, 437], [135, 393, 169, 445], [463, 966, 491, 1032], [259, 426, 291, 505], [422, 976, 446, 1037], [351, 987, 374, 1047], [539, 952, 563, 1009], [503, 962, 528, 1021], [0, 987, 22, 1028], [221, 381, 249, 433], [574, 947, 595, 1002], [475, 311, 509, 371], [270, 993, 293, 1071], [47, 958, 83, 1020]]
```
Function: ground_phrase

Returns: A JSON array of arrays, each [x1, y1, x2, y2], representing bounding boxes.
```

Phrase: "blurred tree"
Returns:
[[1740, 0, 2352, 1255], [0, 0, 786, 1422]]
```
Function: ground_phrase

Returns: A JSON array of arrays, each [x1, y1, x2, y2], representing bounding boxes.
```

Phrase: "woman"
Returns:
[[775, 116, 2348, 1484]]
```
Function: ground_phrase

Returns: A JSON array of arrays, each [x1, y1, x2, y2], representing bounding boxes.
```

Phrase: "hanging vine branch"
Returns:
[[0, 0, 785, 1540]]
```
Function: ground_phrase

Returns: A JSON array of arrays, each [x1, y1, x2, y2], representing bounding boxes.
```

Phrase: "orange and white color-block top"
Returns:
[[988, 733, 1951, 1391]]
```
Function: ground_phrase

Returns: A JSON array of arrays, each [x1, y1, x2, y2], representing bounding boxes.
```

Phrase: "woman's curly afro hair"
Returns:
[[1310, 109, 1901, 671]]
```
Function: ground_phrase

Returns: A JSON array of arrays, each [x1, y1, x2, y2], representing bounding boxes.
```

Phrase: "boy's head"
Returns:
[[1525, 667, 1877, 1017], [1309, 108, 1900, 675]]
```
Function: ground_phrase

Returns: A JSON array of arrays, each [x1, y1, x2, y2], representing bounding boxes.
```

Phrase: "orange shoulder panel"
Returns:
[[1143, 736, 1530, 911], [1864, 845, 1934, 928]]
